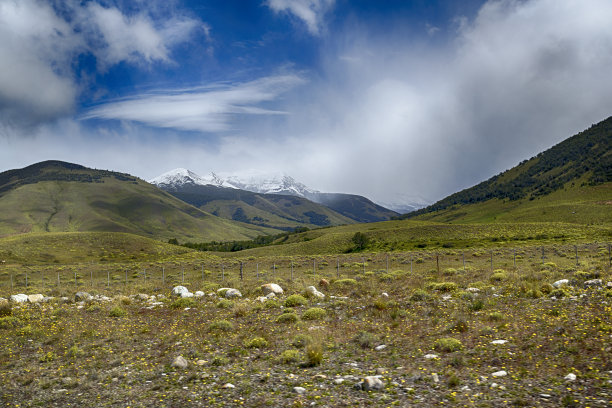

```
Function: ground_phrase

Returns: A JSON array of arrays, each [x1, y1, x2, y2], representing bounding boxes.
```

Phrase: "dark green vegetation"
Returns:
[[307, 192, 399, 223], [402, 116, 612, 223], [0, 161, 276, 241]]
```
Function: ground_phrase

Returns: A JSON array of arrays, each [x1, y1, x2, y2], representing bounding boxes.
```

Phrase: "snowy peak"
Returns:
[[225, 173, 319, 197], [148, 168, 206, 190]]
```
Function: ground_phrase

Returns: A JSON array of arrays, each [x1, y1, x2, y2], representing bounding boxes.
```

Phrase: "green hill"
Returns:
[[0, 161, 278, 241], [166, 184, 355, 231], [401, 116, 612, 224]]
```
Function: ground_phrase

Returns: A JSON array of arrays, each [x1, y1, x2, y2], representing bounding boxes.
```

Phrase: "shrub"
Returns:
[[550, 288, 569, 298], [279, 349, 301, 364], [373, 299, 388, 310], [211, 356, 229, 366], [264, 299, 280, 309], [216, 299, 234, 309], [302, 307, 326, 320], [446, 319, 469, 333], [333, 279, 357, 286], [285, 294, 308, 307], [469, 299, 484, 311], [574, 270, 599, 280], [410, 289, 431, 302], [490, 270, 508, 281], [433, 337, 463, 352], [108, 306, 126, 317], [209, 320, 233, 332], [276, 313, 299, 323], [488, 312, 504, 321], [118, 296, 132, 305], [0, 316, 21, 329], [292, 334, 313, 349], [443, 268, 458, 276], [304, 343, 323, 366], [428, 282, 458, 292], [540, 283, 554, 294], [354, 331, 378, 349], [171, 297, 197, 309], [0, 302, 12, 317], [244, 337, 268, 348], [232, 303, 249, 317]]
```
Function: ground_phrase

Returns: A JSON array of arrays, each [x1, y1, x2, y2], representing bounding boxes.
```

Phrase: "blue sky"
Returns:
[[2, 0, 612, 207]]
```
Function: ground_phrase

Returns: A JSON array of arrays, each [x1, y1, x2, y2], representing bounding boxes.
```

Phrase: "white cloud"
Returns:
[[266, 0, 335, 35], [81, 75, 305, 132], [0, 0, 204, 132]]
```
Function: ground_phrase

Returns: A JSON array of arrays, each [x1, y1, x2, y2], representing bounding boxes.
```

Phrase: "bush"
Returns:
[[352, 232, 370, 251], [354, 331, 378, 349], [488, 312, 504, 321], [446, 319, 469, 333], [550, 288, 569, 298], [433, 337, 463, 352], [171, 297, 197, 309], [0, 301, 12, 317], [469, 299, 484, 311], [410, 289, 432, 302], [276, 313, 299, 323], [333, 278, 357, 286], [0, 316, 21, 329], [285, 294, 308, 307], [216, 299, 234, 309], [443, 268, 458, 276], [304, 343, 323, 366], [244, 337, 268, 348], [490, 270, 508, 281], [574, 270, 599, 280], [373, 299, 388, 310], [108, 306, 126, 317], [428, 282, 458, 292], [264, 299, 280, 309], [302, 307, 326, 320], [292, 334, 313, 349], [279, 349, 301, 364], [209, 320, 234, 332]]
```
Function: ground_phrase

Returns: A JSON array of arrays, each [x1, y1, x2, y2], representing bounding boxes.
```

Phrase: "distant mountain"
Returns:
[[149, 169, 399, 223], [400, 116, 612, 224], [0, 161, 277, 241]]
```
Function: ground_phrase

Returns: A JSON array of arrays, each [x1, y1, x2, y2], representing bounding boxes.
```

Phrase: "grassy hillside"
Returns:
[[0, 161, 277, 241], [168, 184, 355, 230], [309, 192, 398, 223], [403, 116, 612, 221]]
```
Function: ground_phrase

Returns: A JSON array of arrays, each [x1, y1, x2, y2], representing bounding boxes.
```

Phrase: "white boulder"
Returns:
[[171, 286, 190, 297], [262, 283, 283, 296], [10, 294, 28, 303], [305, 286, 325, 299], [27, 294, 44, 303], [224, 288, 242, 298], [553, 279, 569, 288]]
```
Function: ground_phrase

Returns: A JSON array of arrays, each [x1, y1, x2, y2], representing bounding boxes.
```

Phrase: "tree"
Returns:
[[168, 238, 179, 245], [352, 232, 370, 251]]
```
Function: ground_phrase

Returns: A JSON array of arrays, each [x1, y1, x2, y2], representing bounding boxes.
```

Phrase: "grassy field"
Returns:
[[1, 233, 611, 407]]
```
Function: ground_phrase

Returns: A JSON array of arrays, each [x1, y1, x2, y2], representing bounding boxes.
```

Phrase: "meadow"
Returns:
[[1, 228, 611, 407]]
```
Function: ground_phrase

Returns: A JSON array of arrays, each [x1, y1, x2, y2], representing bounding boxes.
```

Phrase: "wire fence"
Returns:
[[1, 242, 610, 295]]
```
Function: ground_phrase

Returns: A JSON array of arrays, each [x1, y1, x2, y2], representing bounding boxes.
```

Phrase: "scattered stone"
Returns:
[[171, 356, 189, 369], [256, 296, 268, 303], [466, 287, 480, 293], [305, 286, 325, 299], [224, 288, 242, 299], [181, 291, 194, 298], [75, 292, 92, 302], [171, 286, 190, 297], [334, 378, 344, 385], [491, 340, 508, 345], [136, 293, 149, 301], [431, 373, 439, 383], [262, 283, 284, 296], [584, 279, 602, 288], [361, 376, 384, 391], [319, 279, 329, 288], [442, 295, 452, 301], [460, 385, 471, 391], [491, 382, 498, 389], [491, 370, 507, 377], [565, 373, 577, 381], [195, 360, 206, 366], [381, 292, 389, 297], [553, 279, 569, 288], [60, 297, 70, 304], [265, 292, 276, 299], [27, 294, 44, 303], [606, 281, 612, 289], [424, 354, 439, 359], [313, 374, 327, 380], [222, 383, 235, 389], [293, 386, 306, 395], [194, 291, 204, 297], [540, 394, 552, 399], [375, 345, 387, 351], [10, 294, 28, 303]]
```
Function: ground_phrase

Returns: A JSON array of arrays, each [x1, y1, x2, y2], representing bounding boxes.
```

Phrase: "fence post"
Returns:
[[144, 268, 147, 283], [273, 263, 276, 279], [162, 267, 165, 284], [490, 251, 493, 272], [75, 270, 77, 287], [182, 267, 184, 284], [256, 263, 259, 279], [575, 245, 578, 267], [337, 258, 340, 278], [436, 254, 439, 274], [90, 269, 93, 287], [240, 262, 243, 281], [222, 265, 224, 282], [107, 270, 110, 288], [290, 261, 293, 281], [513, 249, 516, 268], [362, 257, 366, 274], [462, 252, 465, 271], [26, 270, 28, 288], [541, 247, 545, 263]]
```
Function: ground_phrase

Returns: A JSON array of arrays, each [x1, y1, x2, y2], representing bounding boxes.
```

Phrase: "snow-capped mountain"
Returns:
[[149, 168, 238, 190], [224, 173, 319, 198], [376, 194, 430, 214]]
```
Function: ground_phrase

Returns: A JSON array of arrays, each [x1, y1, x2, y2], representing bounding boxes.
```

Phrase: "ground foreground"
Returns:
[[0, 245, 611, 407]]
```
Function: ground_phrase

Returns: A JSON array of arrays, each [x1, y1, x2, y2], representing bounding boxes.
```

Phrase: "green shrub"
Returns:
[[276, 313, 299, 323], [443, 268, 458, 276], [170, 297, 197, 309], [279, 349, 301, 364], [574, 270, 599, 280], [292, 334, 313, 349], [428, 282, 458, 292], [488, 312, 504, 321], [211, 355, 229, 366], [0, 316, 21, 329], [302, 307, 326, 320], [446, 319, 469, 333], [490, 270, 508, 281], [304, 343, 323, 366], [109, 306, 126, 317], [209, 320, 234, 332], [216, 299, 234, 309], [469, 299, 484, 311], [354, 331, 378, 349], [264, 299, 280, 309], [0, 302, 12, 317], [373, 299, 388, 310], [284, 294, 308, 307], [410, 289, 432, 302], [550, 288, 569, 298], [244, 337, 268, 348], [333, 279, 357, 286], [540, 283, 554, 294], [433, 337, 463, 352]]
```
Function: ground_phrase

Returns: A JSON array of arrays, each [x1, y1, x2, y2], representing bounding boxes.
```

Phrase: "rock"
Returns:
[[180, 291, 194, 298], [262, 283, 283, 296], [381, 292, 389, 297], [334, 378, 344, 384], [194, 291, 204, 297], [305, 286, 325, 299], [606, 281, 612, 289], [224, 288, 242, 298], [362, 376, 384, 391], [256, 296, 268, 303], [490, 340, 508, 345], [265, 292, 276, 299], [10, 294, 29, 303], [584, 279, 602, 288], [319, 279, 329, 288], [171, 356, 188, 369], [565, 373, 576, 381], [466, 287, 480, 293], [374, 345, 387, 351], [27, 294, 44, 303], [222, 383, 235, 389], [424, 354, 439, 359], [431, 373, 439, 383], [293, 386, 306, 395], [75, 292, 92, 302], [491, 370, 507, 377], [136, 294, 149, 301], [171, 286, 190, 297], [553, 279, 569, 288]]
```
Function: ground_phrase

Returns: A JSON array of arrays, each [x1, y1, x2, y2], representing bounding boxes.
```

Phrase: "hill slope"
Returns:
[[401, 116, 612, 224], [0, 161, 277, 241]]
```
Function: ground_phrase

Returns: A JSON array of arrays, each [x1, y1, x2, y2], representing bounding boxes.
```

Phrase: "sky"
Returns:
[[2, 0, 612, 207]]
